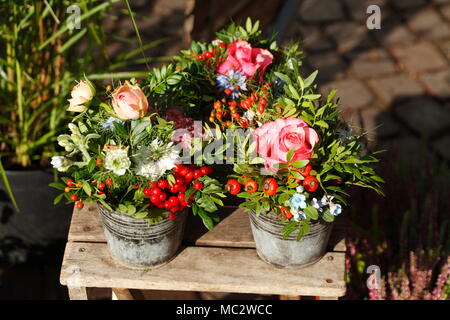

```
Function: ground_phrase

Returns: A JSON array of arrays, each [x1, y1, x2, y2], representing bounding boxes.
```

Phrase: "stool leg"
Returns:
[[112, 288, 134, 300], [68, 286, 88, 300], [279, 295, 301, 300], [316, 296, 338, 300]]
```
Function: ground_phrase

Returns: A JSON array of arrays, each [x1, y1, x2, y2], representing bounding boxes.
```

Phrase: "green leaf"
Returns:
[[297, 221, 309, 241], [82, 181, 92, 196], [0, 157, 19, 211], [198, 208, 214, 230], [49, 182, 66, 191], [304, 206, 319, 220], [314, 120, 329, 129], [53, 193, 65, 205], [286, 148, 296, 162], [127, 205, 136, 215], [303, 70, 318, 88], [322, 209, 335, 222], [288, 84, 300, 100], [290, 160, 309, 169]]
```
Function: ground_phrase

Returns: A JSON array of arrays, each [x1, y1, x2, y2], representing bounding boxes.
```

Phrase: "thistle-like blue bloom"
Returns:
[[216, 69, 248, 99], [102, 116, 124, 131], [289, 193, 307, 210]]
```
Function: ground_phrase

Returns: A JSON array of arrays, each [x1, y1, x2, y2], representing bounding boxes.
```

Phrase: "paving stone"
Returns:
[[377, 136, 435, 167], [393, 97, 450, 136], [373, 16, 417, 46], [440, 4, 450, 22], [374, 111, 402, 139], [406, 8, 450, 39], [347, 48, 396, 78], [432, 135, 450, 159], [420, 68, 450, 98], [343, 0, 387, 22], [391, 0, 428, 11], [320, 79, 374, 109], [368, 74, 425, 104], [306, 51, 347, 82], [299, 0, 346, 23], [360, 107, 383, 143], [391, 42, 447, 73], [325, 22, 376, 53], [298, 24, 335, 53], [436, 38, 450, 59], [433, 0, 450, 4]]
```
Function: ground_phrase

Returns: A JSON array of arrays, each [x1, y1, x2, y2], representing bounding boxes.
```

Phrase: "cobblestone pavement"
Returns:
[[283, 0, 450, 164], [122, 0, 450, 164]]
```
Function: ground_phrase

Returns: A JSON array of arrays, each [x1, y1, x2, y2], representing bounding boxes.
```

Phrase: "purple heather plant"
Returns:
[[344, 148, 450, 300]]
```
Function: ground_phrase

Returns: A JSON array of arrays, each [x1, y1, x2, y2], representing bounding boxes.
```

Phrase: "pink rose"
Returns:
[[217, 40, 273, 79], [253, 118, 319, 172], [111, 83, 149, 120], [165, 108, 195, 150]]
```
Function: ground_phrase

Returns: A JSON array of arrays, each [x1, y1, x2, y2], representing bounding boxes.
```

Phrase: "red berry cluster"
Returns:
[[143, 164, 213, 220], [66, 177, 114, 210], [225, 177, 278, 196], [287, 164, 319, 192], [209, 83, 273, 129], [196, 42, 229, 62]]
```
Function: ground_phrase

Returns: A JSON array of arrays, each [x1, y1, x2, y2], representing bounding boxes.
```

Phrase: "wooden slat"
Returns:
[[185, 206, 255, 248], [60, 242, 346, 297], [68, 203, 104, 242], [67, 204, 346, 252]]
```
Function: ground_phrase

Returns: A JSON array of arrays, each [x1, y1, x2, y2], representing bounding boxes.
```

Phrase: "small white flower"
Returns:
[[320, 195, 334, 205], [134, 140, 180, 180], [311, 197, 324, 212], [296, 185, 304, 193], [51, 156, 72, 172], [330, 203, 342, 216], [244, 110, 255, 121], [104, 148, 131, 176]]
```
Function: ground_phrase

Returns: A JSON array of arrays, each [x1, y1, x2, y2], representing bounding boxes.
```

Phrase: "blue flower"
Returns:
[[292, 208, 306, 222], [216, 70, 247, 99], [271, 76, 286, 97], [289, 193, 307, 210], [102, 116, 124, 131], [330, 203, 342, 216]]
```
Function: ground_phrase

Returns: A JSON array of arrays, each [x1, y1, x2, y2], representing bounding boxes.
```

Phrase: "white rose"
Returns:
[[67, 80, 95, 112]]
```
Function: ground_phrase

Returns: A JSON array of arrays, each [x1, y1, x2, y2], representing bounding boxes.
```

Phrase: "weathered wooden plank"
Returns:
[[67, 203, 104, 242], [185, 206, 255, 248], [60, 242, 346, 297], [68, 204, 346, 252]]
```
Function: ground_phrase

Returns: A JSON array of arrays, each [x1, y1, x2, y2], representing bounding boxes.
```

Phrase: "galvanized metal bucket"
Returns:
[[98, 204, 187, 268], [249, 211, 333, 268]]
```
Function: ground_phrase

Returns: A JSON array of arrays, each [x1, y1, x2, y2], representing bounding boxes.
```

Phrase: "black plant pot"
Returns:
[[0, 169, 72, 248]]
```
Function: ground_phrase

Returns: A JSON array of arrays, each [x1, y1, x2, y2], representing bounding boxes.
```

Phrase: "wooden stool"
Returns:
[[60, 204, 346, 300]]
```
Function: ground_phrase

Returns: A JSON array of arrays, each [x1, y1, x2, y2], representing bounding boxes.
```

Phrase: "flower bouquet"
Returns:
[[50, 79, 225, 267], [141, 18, 384, 268]]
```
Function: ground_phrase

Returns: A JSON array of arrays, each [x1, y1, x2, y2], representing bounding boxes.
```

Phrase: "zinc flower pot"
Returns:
[[98, 204, 188, 268], [248, 211, 333, 268]]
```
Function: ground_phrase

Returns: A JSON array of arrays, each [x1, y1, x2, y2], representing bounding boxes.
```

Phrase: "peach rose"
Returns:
[[253, 118, 319, 172], [111, 83, 149, 120], [67, 80, 94, 112], [217, 40, 273, 80]]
